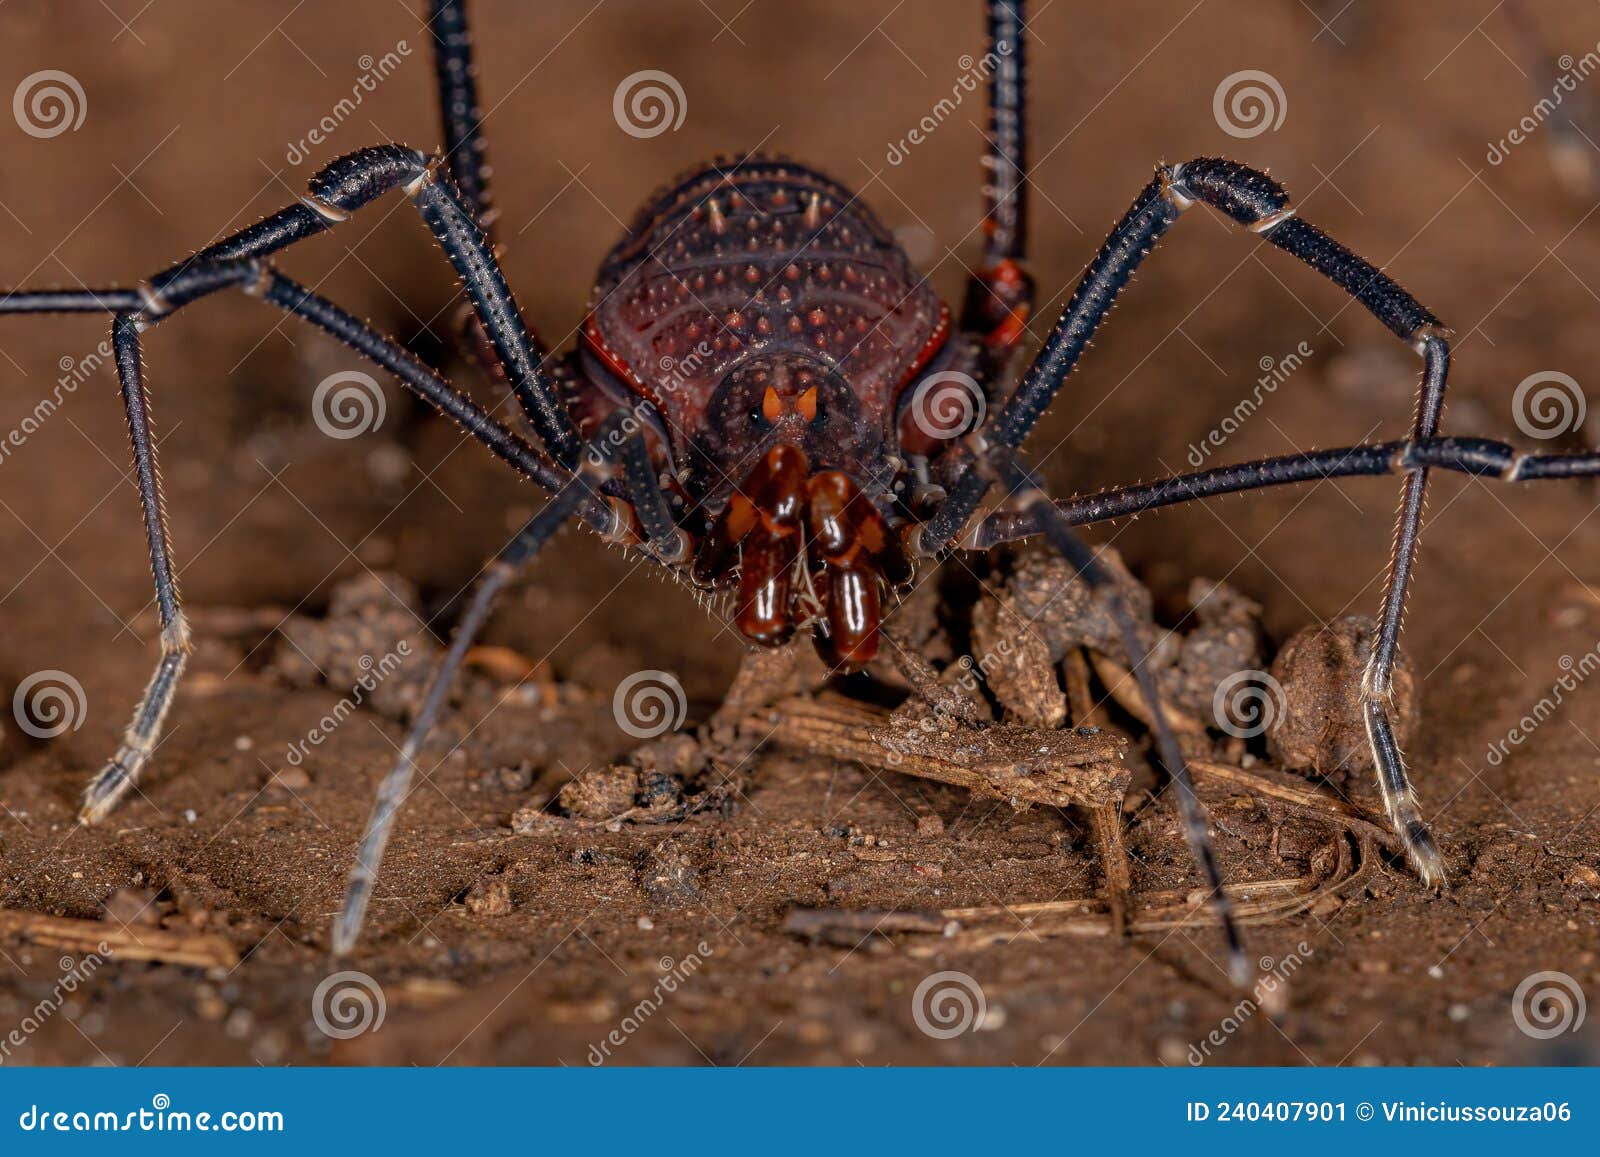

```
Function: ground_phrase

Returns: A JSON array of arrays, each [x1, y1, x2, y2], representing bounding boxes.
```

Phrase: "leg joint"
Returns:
[[306, 144, 430, 216], [1167, 157, 1292, 229]]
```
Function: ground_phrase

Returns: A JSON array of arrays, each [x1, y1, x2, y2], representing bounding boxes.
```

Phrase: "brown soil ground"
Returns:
[[1, 0, 1599, 1067]]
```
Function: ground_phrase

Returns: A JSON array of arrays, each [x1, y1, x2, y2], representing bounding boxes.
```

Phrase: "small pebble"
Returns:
[[465, 877, 514, 917], [224, 1007, 254, 1039], [272, 766, 311, 790], [1158, 1037, 1191, 1067], [1564, 864, 1600, 890]]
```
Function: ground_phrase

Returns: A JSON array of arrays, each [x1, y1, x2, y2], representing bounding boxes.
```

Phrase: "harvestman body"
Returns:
[[4, 1, 1593, 980]]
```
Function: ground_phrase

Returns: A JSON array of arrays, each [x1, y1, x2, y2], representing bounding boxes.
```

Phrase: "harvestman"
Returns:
[[4, 1, 1590, 979]]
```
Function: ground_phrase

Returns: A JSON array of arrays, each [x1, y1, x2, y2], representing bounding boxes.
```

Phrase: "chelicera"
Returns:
[[6, 0, 1597, 976]]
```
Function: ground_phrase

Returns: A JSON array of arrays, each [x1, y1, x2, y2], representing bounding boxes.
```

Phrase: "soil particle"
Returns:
[[1267, 616, 1418, 779], [269, 571, 438, 720], [465, 876, 514, 918]]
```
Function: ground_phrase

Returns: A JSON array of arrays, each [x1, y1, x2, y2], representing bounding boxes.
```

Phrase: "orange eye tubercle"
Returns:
[[797, 386, 818, 422], [762, 386, 783, 424]]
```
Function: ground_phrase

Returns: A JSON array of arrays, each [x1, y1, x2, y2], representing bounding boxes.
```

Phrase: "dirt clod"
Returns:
[[465, 877, 514, 917], [270, 571, 438, 721], [1267, 616, 1417, 779]]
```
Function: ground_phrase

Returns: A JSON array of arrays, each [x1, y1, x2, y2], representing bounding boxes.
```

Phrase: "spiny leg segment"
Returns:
[[0, 141, 608, 822], [921, 157, 1454, 885], [332, 409, 680, 955]]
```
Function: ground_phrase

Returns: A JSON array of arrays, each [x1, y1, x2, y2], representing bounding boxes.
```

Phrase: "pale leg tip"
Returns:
[[1404, 824, 1448, 889], [1227, 950, 1255, 990]]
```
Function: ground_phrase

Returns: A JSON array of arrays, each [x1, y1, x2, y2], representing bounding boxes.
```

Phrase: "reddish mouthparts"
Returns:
[[694, 445, 912, 669]]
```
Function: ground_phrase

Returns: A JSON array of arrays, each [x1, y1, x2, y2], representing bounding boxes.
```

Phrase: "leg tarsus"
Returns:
[[80, 622, 189, 824], [333, 414, 634, 955], [1364, 699, 1447, 886]]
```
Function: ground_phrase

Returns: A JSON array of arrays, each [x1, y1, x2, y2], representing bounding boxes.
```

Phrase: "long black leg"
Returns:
[[33, 144, 580, 465], [610, 422, 690, 563], [1001, 455, 1248, 985], [333, 413, 665, 955], [333, 472, 597, 956], [428, 0, 496, 233], [1, 271, 579, 500], [969, 436, 1600, 543], [1, 259, 620, 821], [426, 0, 548, 390], [963, 1, 1035, 368], [924, 157, 1453, 882]]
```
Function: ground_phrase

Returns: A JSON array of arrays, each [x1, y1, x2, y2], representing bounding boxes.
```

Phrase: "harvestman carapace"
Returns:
[[5, 1, 1593, 980]]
